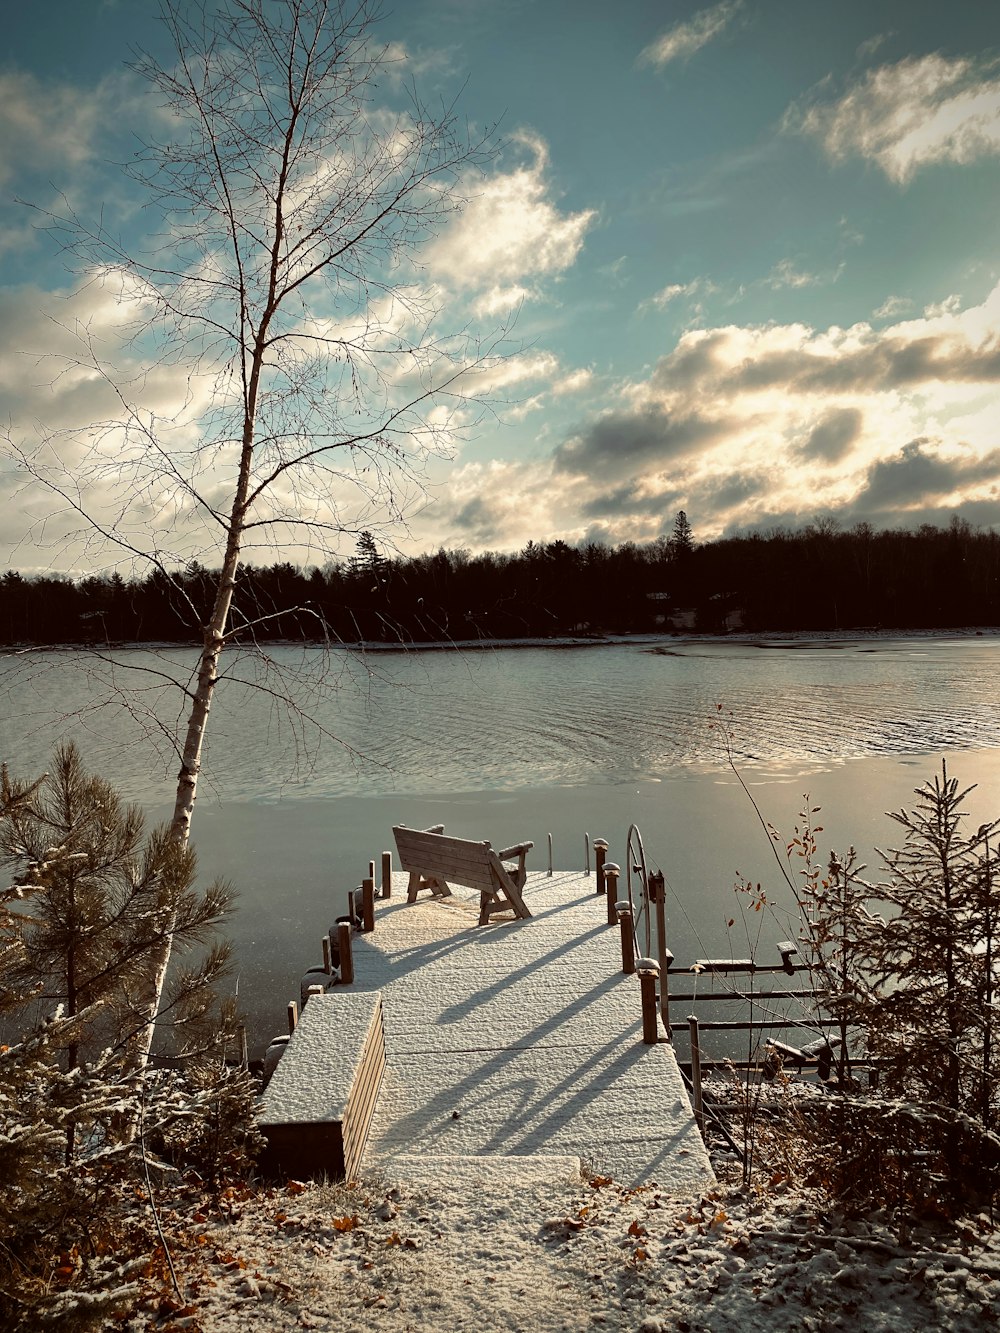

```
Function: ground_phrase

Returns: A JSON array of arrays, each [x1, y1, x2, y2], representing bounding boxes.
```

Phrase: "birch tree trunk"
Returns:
[[11, 0, 509, 1073]]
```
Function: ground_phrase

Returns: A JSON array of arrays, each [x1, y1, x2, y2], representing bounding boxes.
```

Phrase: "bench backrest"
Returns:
[[392, 825, 496, 893]]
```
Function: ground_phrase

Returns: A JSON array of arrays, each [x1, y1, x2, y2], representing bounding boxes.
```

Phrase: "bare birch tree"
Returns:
[[5, 0, 506, 1068]]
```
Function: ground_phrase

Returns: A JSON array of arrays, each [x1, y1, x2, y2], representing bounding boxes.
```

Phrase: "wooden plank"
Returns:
[[342, 1042, 387, 1178], [666, 988, 826, 1002], [669, 1018, 843, 1032]]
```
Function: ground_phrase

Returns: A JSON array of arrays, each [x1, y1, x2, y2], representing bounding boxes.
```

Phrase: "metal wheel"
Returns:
[[625, 823, 651, 958]]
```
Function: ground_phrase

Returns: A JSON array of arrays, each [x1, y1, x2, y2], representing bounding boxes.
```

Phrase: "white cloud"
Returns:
[[646, 281, 703, 309], [471, 284, 537, 318], [873, 295, 915, 320], [552, 368, 593, 397], [638, 1, 744, 70], [380, 41, 454, 86], [415, 283, 1000, 553], [793, 53, 1000, 183], [765, 259, 827, 290], [423, 132, 595, 294]]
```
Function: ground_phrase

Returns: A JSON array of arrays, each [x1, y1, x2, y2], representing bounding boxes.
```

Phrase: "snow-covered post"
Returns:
[[604, 862, 621, 926], [636, 958, 660, 1044], [287, 1000, 298, 1035], [381, 851, 392, 899], [616, 899, 636, 974], [593, 838, 609, 894]]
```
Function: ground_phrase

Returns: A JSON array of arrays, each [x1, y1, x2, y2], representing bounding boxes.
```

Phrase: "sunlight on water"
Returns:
[[3, 636, 999, 801], [4, 635, 1000, 1051]]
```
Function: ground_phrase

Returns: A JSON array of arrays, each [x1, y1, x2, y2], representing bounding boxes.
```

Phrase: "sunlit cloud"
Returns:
[[410, 284, 1000, 553], [423, 131, 596, 294], [638, 1, 744, 70], [791, 52, 1000, 183]]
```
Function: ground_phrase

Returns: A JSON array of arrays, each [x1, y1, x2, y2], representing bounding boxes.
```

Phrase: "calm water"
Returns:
[[4, 634, 1000, 1050]]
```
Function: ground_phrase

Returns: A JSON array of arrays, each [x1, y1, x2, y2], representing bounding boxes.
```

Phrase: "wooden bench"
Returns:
[[257, 991, 385, 1181], [392, 824, 534, 926]]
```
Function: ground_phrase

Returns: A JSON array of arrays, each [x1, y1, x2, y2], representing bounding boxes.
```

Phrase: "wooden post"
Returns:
[[547, 832, 553, 877], [362, 876, 376, 932], [287, 1000, 298, 1035], [636, 958, 660, 1044], [616, 901, 635, 974], [238, 1024, 249, 1068], [585, 831, 590, 876], [688, 1015, 705, 1136], [381, 850, 392, 899], [649, 870, 672, 1028], [337, 920, 354, 985], [604, 861, 620, 926], [661, 947, 674, 1039], [322, 935, 332, 974], [593, 838, 608, 894], [306, 984, 324, 1002]]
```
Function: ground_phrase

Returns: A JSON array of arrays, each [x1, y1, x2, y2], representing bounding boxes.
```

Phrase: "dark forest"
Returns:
[[2, 516, 998, 646]]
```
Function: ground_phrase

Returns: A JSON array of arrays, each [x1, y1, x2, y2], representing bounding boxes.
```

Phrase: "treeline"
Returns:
[[3, 517, 1000, 645]]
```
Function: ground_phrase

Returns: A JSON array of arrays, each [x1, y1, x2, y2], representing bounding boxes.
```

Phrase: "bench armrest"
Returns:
[[496, 841, 533, 861]]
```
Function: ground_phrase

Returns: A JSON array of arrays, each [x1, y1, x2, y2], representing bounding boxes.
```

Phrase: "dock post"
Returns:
[[381, 850, 392, 898], [585, 832, 590, 876], [322, 935, 332, 975], [547, 832, 553, 877], [649, 870, 672, 1026], [362, 876, 376, 932], [337, 920, 354, 985], [616, 900, 635, 974], [287, 1000, 298, 1035], [603, 861, 620, 925], [661, 947, 674, 1038], [688, 1015, 705, 1136], [636, 958, 660, 1044], [593, 838, 608, 894]]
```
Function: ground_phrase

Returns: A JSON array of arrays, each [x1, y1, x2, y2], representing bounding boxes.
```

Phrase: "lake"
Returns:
[[3, 633, 1000, 1053]]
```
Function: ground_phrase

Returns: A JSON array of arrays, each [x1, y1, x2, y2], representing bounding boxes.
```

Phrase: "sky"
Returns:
[[1, 0, 1000, 572]]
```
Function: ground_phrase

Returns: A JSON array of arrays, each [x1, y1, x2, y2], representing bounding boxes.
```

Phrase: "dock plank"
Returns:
[[352, 871, 713, 1191]]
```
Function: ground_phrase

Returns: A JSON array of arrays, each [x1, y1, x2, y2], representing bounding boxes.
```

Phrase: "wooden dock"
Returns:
[[349, 870, 714, 1192]]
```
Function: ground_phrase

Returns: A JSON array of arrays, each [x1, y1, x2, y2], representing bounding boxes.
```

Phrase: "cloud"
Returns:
[[857, 438, 1000, 510], [765, 259, 828, 291], [423, 131, 595, 295], [639, 1, 744, 69], [554, 407, 731, 480], [873, 295, 916, 320], [791, 53, 1000, 183], [417, 282, 1000, 554], [796, 408, 864, 462]]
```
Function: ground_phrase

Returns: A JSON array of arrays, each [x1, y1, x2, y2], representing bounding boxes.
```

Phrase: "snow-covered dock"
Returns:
[[350, 869, 714, 1192]]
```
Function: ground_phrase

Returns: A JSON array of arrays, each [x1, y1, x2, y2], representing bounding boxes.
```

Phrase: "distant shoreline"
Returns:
[[3, 625, 1000, 655]]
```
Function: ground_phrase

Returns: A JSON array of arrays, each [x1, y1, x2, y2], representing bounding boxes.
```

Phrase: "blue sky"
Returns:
[[2, 0, 1000, 569]]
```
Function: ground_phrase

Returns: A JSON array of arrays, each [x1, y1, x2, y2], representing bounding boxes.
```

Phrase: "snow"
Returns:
[[347, 871, 713, 1190], [129, 1165, 1000, 1331], [116, 869, 1000, 1330], [258, 993, 381, 1126]]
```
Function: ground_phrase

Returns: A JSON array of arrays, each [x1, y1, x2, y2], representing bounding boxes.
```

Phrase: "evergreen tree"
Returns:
[[670, 509, 694, 556]]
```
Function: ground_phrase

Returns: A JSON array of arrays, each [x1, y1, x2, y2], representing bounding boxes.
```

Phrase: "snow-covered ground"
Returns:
[[128, 1156, 1000, 1331]]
